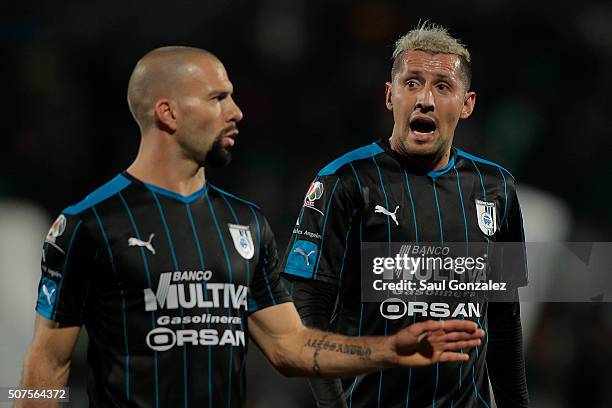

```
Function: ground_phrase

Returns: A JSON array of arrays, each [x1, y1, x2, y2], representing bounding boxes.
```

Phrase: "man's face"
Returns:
[[385, 50, 475, 159], [174, 57, 243, 167]]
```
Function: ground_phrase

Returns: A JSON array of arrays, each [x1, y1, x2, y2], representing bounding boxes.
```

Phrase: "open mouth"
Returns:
[[224, 126, 239, 137], [409, 117, 437, 134]]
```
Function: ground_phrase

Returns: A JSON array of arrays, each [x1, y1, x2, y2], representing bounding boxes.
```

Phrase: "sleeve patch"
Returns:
[[284, 240, 319, 279], [36, 277, 59, 319]]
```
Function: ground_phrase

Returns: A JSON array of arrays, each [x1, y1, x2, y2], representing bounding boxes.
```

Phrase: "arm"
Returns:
[[486, 300, 529, 408], [18, 212, 93, 407], [15, 315, 81, 408], [487, 180, 529, 406], [292, 279, 346, 407], [249, 301, 484, 378]]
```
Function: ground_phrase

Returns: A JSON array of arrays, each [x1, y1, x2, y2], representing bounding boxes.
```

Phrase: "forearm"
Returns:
[[292, 279, 347, 407], [15, 317, 78, 408], [14, 348, 70, 408], [252, 297, 482, 380], [279, 281, 395, 377], [273, 327, 395, 378], [487, 301, 529, 407]]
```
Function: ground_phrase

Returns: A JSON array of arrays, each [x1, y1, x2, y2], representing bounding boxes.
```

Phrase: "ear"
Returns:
[[460, 91, 476, 119], [154, 98, 178, 132], [385, 82, 393, 111]]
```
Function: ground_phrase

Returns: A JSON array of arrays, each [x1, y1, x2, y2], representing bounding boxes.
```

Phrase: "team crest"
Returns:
[[475, 199, 497, 236], [46, 214, 66, 244], [228, 224, 255, 260]]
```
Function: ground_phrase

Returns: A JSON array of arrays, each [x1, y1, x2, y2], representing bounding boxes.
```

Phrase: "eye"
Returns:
[[405, 80, 418, 88], [436, 83, 450, 91], [212, 92, 229, 101]]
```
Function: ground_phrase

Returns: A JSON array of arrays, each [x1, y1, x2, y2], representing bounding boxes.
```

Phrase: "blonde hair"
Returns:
[[391, 22, 472, 90]]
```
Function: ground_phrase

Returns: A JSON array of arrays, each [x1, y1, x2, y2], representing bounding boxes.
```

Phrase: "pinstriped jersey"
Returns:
[[281, 138, 527, 408], [36, 172, 291, 408]]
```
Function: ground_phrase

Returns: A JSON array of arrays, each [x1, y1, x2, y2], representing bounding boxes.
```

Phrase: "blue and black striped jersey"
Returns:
[[36, 171, 291, 408], [281, 138, 528, 408]]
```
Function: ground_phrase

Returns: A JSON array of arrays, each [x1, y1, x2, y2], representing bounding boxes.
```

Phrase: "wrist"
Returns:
[[380, 335, 399, 368]]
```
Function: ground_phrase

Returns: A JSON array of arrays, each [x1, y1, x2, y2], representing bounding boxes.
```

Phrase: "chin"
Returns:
[[205, 148, 232, 168], [401, 139, 439, 157]]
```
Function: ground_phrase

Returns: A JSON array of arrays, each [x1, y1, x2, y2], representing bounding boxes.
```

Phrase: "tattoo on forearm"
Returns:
[[305, 336, 372, 373], [310, 335, 327, 374]]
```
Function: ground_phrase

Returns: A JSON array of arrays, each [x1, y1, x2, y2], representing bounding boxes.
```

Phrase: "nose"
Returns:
[[227, 96, 243, 123], [415, 85, 434, 112]]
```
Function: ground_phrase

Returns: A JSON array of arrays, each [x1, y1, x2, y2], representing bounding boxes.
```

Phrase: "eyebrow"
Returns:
[[208, 86, 233, 98], [403, 69, 453, 82], [209, 89, 230, 96]]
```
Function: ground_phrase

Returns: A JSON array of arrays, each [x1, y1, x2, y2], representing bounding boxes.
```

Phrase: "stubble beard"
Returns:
[[204, 135, 233, 168], [393, 129, 451, 170]]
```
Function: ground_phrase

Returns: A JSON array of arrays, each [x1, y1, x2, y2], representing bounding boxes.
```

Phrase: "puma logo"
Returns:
[[374, 205, 399, 226], [294, 247, 316, 266], [128, 233, 156, 255], [42, 285, 56, 305]]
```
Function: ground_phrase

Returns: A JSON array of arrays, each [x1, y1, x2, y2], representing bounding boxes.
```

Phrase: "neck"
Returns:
[[389, 135, 451, 173], [127, 131, 205, 196]]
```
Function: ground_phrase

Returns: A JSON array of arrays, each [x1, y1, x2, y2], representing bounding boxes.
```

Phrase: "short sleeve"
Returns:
[[281, 172, 359, 285], [247, 213, 292, 314], [36, 213, 95, 325]]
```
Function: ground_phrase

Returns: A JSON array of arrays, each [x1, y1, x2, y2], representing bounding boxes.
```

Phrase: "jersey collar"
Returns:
[[377, 138, 457, 178], [122, 171, 208, 204]]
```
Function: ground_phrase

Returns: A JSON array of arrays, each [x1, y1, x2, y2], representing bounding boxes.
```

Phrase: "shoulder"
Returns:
[[63, 174, 132, 216], [315, 142, 385, 197], [207, 183, 263, 215], [208, 184, 260, 209], [207, 185, 274, 243], [455, 148, 516, 182], [317, 142, 384, 177]]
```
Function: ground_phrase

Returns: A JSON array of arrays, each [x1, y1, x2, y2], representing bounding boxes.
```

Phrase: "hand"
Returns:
[[390, 320, 484, 367]]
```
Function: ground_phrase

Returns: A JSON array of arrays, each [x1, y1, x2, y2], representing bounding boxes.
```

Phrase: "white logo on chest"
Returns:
[[475, 199, 497, 236], [128, 233, 156, 255], [228, 224, 255, 260], [375, 205, 400, 226]]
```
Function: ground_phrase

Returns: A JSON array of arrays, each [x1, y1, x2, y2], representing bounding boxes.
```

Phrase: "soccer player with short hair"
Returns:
[[283, 23, 529, 407], [17, 46, 484, 408]]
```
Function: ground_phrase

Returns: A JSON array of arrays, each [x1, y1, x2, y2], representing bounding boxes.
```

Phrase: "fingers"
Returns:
[[437, 351, 471, 362], [409, 320, 445, 336], [436, 319, 479, 333], [433, 329, 485, 342], [410, 319, 479, 336], [395, 320, 485, 367], [439, 338, 482, 351]]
